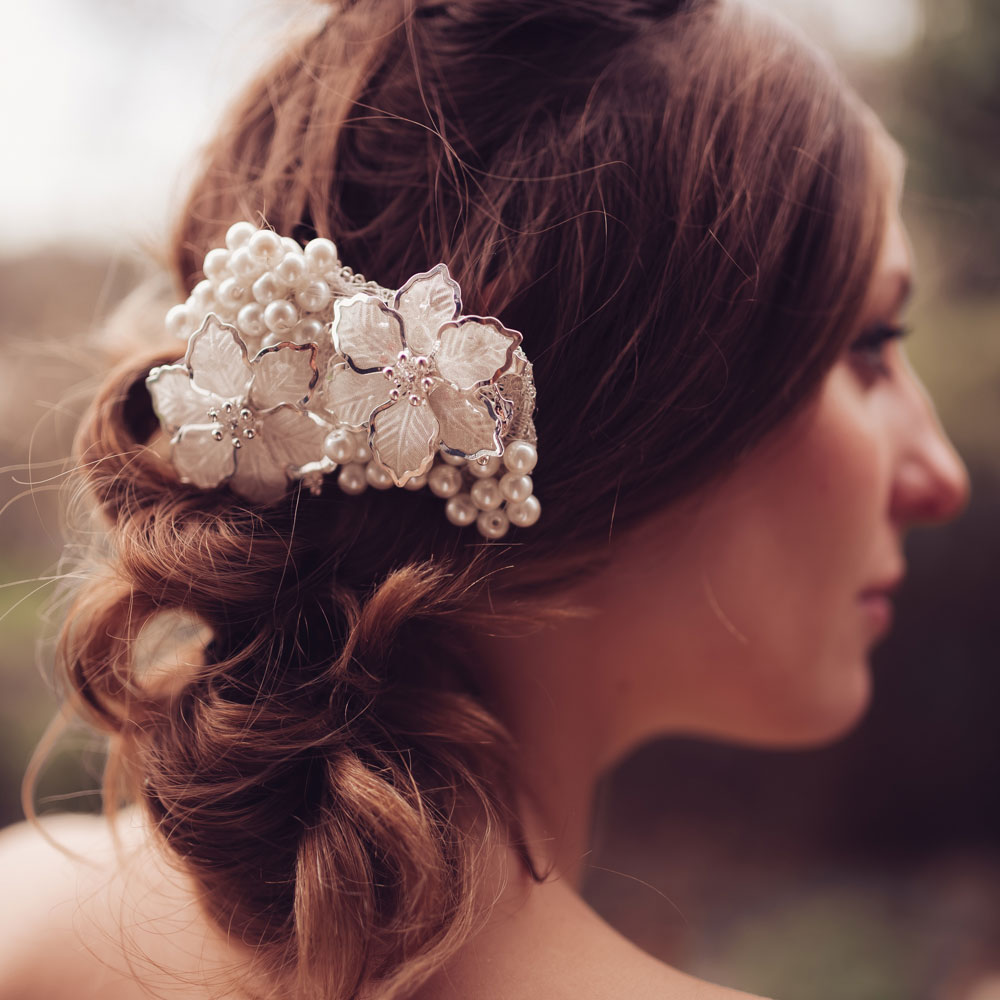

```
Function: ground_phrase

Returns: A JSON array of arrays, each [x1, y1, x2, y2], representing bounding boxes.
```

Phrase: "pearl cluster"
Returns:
[[322, 429, 540, 539], [164, 221, 382, 350]]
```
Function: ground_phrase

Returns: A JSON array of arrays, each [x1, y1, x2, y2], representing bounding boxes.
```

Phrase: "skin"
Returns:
[[0, 144, 970, 1000]]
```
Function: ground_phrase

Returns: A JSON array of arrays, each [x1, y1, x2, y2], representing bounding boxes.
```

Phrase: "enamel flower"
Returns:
[[323, 264, 522, 485], [147, 314, 331, 503]]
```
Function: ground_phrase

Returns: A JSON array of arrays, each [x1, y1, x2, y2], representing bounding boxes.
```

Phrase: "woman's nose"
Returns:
[[889, 374, 970, 526]]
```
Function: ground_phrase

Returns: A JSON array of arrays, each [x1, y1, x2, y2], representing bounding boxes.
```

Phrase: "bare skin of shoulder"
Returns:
[[0, 813, 766, 1000]]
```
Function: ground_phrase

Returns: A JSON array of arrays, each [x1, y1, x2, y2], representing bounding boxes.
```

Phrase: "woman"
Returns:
[[0, 0, 969, 998]]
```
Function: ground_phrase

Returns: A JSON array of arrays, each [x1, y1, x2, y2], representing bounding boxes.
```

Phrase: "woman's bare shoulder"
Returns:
[[0, 811, 244, 1000]]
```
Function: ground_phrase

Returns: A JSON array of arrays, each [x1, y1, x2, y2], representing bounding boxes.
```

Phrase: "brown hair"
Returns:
[[53, 0, 886, 996]]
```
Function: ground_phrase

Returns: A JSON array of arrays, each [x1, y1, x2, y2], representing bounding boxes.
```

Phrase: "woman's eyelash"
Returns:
[[849, 323, 909, 373]]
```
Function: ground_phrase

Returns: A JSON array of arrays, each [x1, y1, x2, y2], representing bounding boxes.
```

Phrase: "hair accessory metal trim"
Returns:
[[147, 222, 540, 537]]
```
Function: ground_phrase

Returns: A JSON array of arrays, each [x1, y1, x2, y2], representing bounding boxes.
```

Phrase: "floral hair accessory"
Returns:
[[148, 222, 539, 538]]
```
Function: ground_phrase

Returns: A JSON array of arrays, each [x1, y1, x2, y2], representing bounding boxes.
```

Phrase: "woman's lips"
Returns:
[[859, 592, 894, 634]]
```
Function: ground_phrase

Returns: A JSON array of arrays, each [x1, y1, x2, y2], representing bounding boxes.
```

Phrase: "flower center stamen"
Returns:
[[381, 350, 434, 406], [208, 400, 260, 447]]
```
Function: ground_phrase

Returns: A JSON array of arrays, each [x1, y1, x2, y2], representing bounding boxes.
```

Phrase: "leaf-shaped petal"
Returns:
[[332, 294, 404, 373], [228, 437, 292, 505], [258, 405, 331, 471], [393, 264, 461, 357], [433, 317, 521, 390], [370, 399, 440, 485], [171, 425, 236, 490], [323, 364, 388, 428], [146, 364, 219, 433], [186, 314, 253, 399], [428, 384, 502, 459], [249, 343, 318, 410]]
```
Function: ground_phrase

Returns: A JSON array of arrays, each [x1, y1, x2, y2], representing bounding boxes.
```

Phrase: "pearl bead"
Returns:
[[252, 272, 285, 305], [165, 303, 191, 339], [506, 494, 541, 528], [366, 462, 394, 490], [275, 252, 307, 286], [467, 455, 501, 478], [228, 245, 262, 281], [353, 434, 372, 464], [190, 279, 215, 311], [428, 464, 463, 498], [323, 429, 356, 464], [403, 473, 427, 491], [281, 237, 301, 255], [445, 493, 478, 527], [237, 302, 267, 339], [296, 279, 333, 313], [294, 318, 325, 342], [216, 277, 249, 308], [499, 472, 533, 503], [203, 247, 230, 281], [248, 229, 284, 268], [225, 221, 257, 250], [337, 463, 368, 495], [440, 450, 467, 466], [264, 299, 298, 333], [502, 440, 537, 475], [304, 238, 339, 273], [470, 478, 502, 511], [477, 509, 510, 540]]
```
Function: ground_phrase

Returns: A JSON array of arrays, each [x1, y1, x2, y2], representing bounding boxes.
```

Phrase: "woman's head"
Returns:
[[56, 0, 965, 996]]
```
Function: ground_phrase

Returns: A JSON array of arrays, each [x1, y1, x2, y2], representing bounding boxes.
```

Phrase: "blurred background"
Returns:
[[1, 1, 997, 998]]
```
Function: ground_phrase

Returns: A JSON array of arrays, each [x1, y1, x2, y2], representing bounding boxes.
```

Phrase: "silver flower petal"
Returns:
[[428, 383, 502, 459], [249, 343, 318, 410], [259, 406, 332, 471], [229, 437, 292, 505], [172, 425, 236, 490], [146, 365, 220, 433], [332, 294, 405, 373], [186, 314, 253, 399], [434, 317, 521, 391], [323, 364, 388, 428], [370, 399, 440, 485], [393, 264, 461, 357]]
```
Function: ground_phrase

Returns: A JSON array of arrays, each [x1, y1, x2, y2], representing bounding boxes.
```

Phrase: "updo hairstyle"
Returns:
[[56, 1, 886, 996]]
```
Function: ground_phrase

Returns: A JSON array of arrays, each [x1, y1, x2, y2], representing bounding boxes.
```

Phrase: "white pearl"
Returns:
[[165, 303, 192, 339], [296, 279, 332, 313], [323, 429, 356, 464], [264, 300, 298, 333], [353, 434, 372, 464], [275, 252, 307, 286], [281, 237, 302, 255], [294, 318, 325, 342], [216, 277, 249, 308], [190, 279, 215, 311], [203, 247, 230, 281], [502, 440, 537, 475], [470, 478, 502, 511], [467, 455, 501, 478], [477, 509, 510, 540], [366, 462, 394, 490], [237, 302, 267, 339], [428, 464, 463, 498], [228, 245, 262, 281], [304, 238, 339, 273], [403, 473, 427, 491], [506, 495, 541, 527], [440, 450, 467, 466], [445, 493, 478, 527], [225, 221, 257, 250], [499, 472, 533, 503], [337, 463, 368, 495], [252, 272, 285, 305], [248, 229, 284, 268]]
